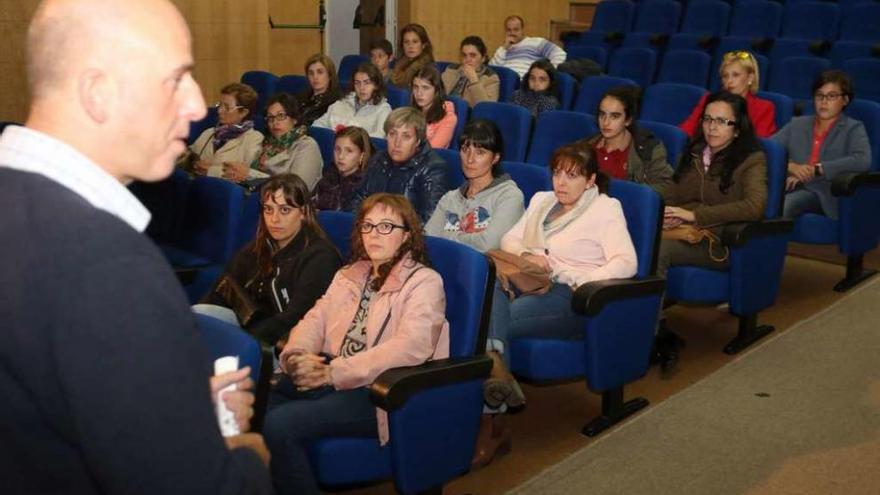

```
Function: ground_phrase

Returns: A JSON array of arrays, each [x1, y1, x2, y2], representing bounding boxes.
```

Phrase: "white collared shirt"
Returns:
[[0, 125, 151, 232]]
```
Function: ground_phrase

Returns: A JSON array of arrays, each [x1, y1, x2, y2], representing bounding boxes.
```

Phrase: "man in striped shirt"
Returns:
[[489, 15, 567, 78]]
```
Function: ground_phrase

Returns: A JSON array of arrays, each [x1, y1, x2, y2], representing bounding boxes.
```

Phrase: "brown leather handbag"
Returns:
[[486, 250, 553, 299], [661, 225, 729, 262]]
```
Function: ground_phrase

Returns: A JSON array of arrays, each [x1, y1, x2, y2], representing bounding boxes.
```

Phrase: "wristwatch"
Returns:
[[815, 163, 823, 176]]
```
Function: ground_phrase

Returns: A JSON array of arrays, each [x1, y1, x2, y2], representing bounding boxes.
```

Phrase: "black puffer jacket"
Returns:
[[202, 231, 341, 345], [348, 141, 449, 223]]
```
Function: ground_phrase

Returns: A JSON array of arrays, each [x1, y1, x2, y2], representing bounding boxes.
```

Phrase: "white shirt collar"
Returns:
[[0, 125, 151, 232]]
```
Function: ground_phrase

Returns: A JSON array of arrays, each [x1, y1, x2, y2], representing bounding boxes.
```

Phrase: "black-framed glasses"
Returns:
[[358, 221, 408, 235], [265, 113, 289, 124], [814, 92, 843, 102], [701, 115, 737, 127]]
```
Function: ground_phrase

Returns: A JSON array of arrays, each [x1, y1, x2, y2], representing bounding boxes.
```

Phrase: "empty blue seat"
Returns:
[[308, 126, 336, 167], [843, 58, 880, 105], [502, 161, 553, 207], [471, 102, 533, 162], [488, 65, 521, 102], [666, 33, 718, 53], [781, 2, 840, 41], [240, 70, 279, 113], [447, 96, 470, 150], [434, 148, 464, 190], [680, 0, 731, 37], [657, 49, 712, 87], [527, 111, 599, 167], [583, 0, 636, 39], [337, 54, 369, 87], [317, 210, 355, 260], [276, 74, 309, 96], [434, 61, 453, 73], [566, 44, 609, 71], [573, 75, 639, 116], [755, 90, 794, 130], [829, 41, 879, 69], [728, 0, 783, 39], [839, 3, 880, 42], [556, 71, 578, 110], [641, 83, 709, 126], [768, 56, 831, 102], [632, 0, 682, 36], [608, 47, 657, 88], [768, 38, 827, 67], [638, 120, 689, 169], [385, 85, 411, 109]]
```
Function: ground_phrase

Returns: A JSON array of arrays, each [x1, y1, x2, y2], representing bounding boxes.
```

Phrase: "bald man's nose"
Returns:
[[182, 76, 207, 121]]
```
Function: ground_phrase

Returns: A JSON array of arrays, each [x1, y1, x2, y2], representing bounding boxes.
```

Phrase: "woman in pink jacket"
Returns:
[[411, 65, 457, 149], [264, 193, 449, 495]]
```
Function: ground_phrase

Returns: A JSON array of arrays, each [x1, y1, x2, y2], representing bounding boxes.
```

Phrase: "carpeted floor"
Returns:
[[509, 277, 880, 495]]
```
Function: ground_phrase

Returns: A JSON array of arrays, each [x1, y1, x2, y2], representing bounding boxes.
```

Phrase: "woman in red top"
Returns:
[[680, 51, 776, 138]]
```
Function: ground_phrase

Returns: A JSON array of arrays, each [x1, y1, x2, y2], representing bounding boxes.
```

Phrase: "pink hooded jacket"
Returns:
[[286, 255, 450, 444]]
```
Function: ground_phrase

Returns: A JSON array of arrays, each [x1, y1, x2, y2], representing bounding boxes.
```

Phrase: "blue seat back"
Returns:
[[194, 313, 262, 386], [638, 119, 688, 169], [386, 85, 411, 109], [277, 74, 309, 96], [666, 33, 715, 54], [434, 148, 464, 189], [502, 161, 552, 207], [782, 2, 840, 41], [527, 110, 598, 167], [760, 138, 787, 219], [447, 96, 470, 150], [338, 54, 369, 87], [425, 236, 492, 357], [843, 59, 880, 105], [608, 47, 657, 88], [768, 57, 831, 101], [240, 70, 279, 113], [680, 0, 731, 37], [370, 137, 387, 152], [309, 126, 336, 167], [657, 49, 712, 87], [641, 82, 708, 126], [755, 90, 794, 130], [768, 38, 821, 67], [488, 65, 520, 102], [181, 176, 246, 264], [434, 61, 453, 73], [607, 179, 662, 278], [317, 210, 355, 261], [235, 190, 263, 250], [840, 4, 880, 42], [830, 41, 878, 69], [573, 75, 639, 115], [587, 0, 636, 36], [130, 168, 191, 244], [188, 106, 218, 145], [633, 0, 682, 35], [728, 0, 782, 38], [565, 45, 609, 71], [845, 99, 880, 171], [471, 102, 533, 162], [556, 71, 578, 110]]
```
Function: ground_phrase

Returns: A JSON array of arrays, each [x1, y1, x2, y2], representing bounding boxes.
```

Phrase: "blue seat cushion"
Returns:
[[666, 266, 730, 303], [309, 437, 391, 487], [160, 244, 213, 268], [509, 338, 584, 381], [792, 213, 839, 245]]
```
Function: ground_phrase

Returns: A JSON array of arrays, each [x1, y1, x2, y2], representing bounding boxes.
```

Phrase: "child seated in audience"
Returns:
[[571, 86, 673, 192], [312, 63, 392, 138], [193, 174, 341, 349], [509, 59, 561, 117], [426, 119, 524, 252], [442, 35, 500, 107], [411, 65, 457, 149], [297, 54, 344, 126], [369, 38, 394, 83], [390, 23, 435, 87], [264, 193, 449, 495], [313, 126, 373, 211], [774, 69, 872, 220]]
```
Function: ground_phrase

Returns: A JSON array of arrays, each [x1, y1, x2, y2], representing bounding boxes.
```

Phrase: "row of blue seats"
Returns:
[[573, 0, 880, 45]]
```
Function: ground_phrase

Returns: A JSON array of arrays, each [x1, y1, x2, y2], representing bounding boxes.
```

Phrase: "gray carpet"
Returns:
[[510, 278, 880, 495]]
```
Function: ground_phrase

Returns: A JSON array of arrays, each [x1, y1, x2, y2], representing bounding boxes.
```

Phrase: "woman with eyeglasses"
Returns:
[[264, 193, 449, 495], [221, 93, 323, 190], [312, 63, 392, 138], [194, 174, 341, 349], [570, 85, 673, 192], [679, 51, 776, 139], [773, 69, 872, 220], [297, 54, 344, 127], [189, 82, 264, 177]]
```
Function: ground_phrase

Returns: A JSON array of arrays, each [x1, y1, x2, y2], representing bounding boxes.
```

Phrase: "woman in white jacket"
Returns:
[[312, 63, 392, 138], [190, 82, 264, 178]]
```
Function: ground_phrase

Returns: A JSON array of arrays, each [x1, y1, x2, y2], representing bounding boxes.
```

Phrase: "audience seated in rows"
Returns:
[[313, 126, 373, 211], [659, 91, 768, 277], [189, 82, 264, 179], [368, 38, 394, 84], [265, 193, 450, 495], [227, 93, 323, 190], [442, 35, 501, 107], [349, 107, 449, 223], [312, 62, 392, 138], [571, 85, 673, 192], [775, 69, 872, 220], [298, 54, 344, 127], [510, 59, 562, 117], [391, 23, 435, 88], [194, 174, 341, 348], [411, 65, 458, 149], [490, 15, 567, 78], [426, 119, 525, 252], [680, 51, 776, 139]]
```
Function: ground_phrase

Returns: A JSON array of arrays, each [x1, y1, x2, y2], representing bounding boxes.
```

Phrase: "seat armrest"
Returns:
[[369, 356, 493, 411], [720, 218, 793, 247], [831, 171, 880, 197], [571, 276, 665, 316]]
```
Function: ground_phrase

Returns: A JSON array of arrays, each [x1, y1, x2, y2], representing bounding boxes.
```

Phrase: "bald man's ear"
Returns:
[[78, 68, 112, 124]]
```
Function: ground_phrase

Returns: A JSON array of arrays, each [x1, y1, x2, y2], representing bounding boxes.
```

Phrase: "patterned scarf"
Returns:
[[522, 186, 599, 251], [212, 120, 254, 152], [253, 125, 308, 171], [449, 64, 488, 98]]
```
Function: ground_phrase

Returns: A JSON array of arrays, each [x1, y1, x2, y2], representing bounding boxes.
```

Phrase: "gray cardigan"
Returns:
[[772, 113, 872, 218]]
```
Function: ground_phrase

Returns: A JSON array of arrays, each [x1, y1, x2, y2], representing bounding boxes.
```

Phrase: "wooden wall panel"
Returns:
[[0, 0, 40, 122]]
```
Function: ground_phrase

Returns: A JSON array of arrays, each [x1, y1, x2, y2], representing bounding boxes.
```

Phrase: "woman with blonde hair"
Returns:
[[679, 51, 776, 138], [390, 23, 435, 87]]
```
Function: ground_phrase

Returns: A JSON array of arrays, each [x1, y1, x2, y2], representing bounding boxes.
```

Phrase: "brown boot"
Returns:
[[483, 351, 526, 408], [471, 415, 512, 469]]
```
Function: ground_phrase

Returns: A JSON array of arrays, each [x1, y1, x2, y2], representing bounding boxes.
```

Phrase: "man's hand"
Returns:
[[504, 34, 517, 49], [225, 433, 271, 466], [211, 367, 255, 432]]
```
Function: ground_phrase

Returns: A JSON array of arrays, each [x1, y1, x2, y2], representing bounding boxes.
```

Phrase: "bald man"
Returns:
[[0, 1, 272, 493]]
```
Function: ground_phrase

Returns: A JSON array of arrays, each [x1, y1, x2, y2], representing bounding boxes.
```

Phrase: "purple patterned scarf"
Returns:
[[213, 120, 254, 151]]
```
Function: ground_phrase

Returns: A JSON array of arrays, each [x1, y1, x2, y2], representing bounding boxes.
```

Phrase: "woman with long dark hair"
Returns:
[[312, 63, 392, 138], [509, 59, 561, 117], [390, 23, 435, 87], [410, 64, 457, 149], [264, 193, 450, 494], [297, 54, 344, 126], [194, 174, 341, 348]]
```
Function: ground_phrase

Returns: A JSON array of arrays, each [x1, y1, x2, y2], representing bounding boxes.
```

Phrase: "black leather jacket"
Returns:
[[348, 141, 450, 223]]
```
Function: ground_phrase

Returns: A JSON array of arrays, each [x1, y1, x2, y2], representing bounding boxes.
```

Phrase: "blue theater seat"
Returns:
[[502, 161, 553, 207], [638, 119, 689, 169], [657, 49, 712, 87], [640, 82, 708, 126], [527, 110, 598, 167], [728, 0, 783, 39], [608, 47, 657, 88], [240, 70, 279, 114], [573, 75, 639, 116], [781, 1, 840, 42], [338, 54, 369, 88], [488, 65, 521, 102], [471, 102, 533, 162], [276, 74, 309, 97]]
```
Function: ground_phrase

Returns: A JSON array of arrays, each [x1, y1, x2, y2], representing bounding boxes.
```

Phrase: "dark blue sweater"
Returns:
[[0, 169, 271, 494]]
